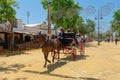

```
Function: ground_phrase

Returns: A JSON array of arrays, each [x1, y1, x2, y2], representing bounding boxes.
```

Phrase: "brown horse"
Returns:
[[35, 33, 61, 67]]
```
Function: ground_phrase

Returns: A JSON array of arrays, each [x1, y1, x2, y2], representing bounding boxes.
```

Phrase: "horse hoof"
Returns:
[[52, 60, 54, 62], [57, 59, 60, 62], [44, 65, 46, 68]]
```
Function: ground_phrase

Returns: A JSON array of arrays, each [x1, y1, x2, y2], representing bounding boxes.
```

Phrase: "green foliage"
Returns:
[[41, 0, 96, 36], [41, 0, 82, 31], [113, 9, 120, 20], [86, 19, 95, 32], [76, 19, 96, 35], [111, 9, 120, 34], [0, 0, 18, 23]]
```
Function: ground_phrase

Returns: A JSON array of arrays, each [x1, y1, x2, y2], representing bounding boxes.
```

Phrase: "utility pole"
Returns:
[[47, 0, 51, 38]]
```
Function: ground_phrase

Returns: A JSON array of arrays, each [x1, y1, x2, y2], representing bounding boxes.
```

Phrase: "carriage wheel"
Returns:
[[64, 47, 69, 54], [71, 47, 76, 60]]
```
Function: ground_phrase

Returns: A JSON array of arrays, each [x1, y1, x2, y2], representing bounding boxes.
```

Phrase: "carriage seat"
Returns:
[[62, 38, 73, 45], [60, 32, 75, 46]]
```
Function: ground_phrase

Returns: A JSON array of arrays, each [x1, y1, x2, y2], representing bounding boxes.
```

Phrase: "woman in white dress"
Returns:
[[77, 34, 86, 55]]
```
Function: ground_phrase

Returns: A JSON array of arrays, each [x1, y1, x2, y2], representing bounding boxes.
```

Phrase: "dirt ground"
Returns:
[[0, 41, 120, 80]]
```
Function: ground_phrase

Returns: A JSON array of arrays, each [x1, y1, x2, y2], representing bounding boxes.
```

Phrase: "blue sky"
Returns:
[[15, 0, 120, 32]]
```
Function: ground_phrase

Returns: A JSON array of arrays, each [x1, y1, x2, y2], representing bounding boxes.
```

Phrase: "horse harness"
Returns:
[[41, 37, 55, 50]]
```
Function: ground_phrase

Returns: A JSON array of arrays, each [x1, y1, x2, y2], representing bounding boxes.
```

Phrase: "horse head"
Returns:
[[34, 33, 46, 47]]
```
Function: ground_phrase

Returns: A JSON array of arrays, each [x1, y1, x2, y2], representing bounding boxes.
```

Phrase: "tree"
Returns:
[[0, 0, 18, 24], [111, 9, 120, 34], [41, 0, 82, 31], [86, 19, 96, 32], [0, 0, 18, 52], [75, 18, 96, 36], [74, 16, 84, 30]]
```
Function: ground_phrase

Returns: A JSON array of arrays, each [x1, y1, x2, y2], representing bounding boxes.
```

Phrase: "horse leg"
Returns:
[[43, 53, 47, 67], [57, 43, 61, 61], [52, 49, 60, 62], [43, 53, 51, 67], [46, 53, 51, 63], [52, 50, 56, 62], [57, 50, 60, 61]]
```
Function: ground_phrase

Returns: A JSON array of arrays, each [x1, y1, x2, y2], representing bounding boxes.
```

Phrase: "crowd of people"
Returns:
[[105, 37, 119, 45]]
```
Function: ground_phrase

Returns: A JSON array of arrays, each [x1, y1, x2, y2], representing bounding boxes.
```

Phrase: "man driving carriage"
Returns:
[[58, 28, 65, 43]]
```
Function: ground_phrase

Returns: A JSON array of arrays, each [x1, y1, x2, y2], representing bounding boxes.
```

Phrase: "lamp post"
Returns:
[[27, 11, 30, 24], [95, 12, 103, 45], [47, 0, 51, 38]]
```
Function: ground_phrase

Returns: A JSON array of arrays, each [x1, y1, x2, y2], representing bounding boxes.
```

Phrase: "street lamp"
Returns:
[[95, 13, 103, 45], [47, 0, 51, 37]]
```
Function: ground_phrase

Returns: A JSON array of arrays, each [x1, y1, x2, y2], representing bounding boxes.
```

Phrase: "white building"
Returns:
[[24, 22, 48, 35], [16, 19, 24, 29]]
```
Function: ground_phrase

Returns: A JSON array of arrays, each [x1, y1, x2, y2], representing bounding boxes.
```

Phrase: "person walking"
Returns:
[[115, 38, 118, 45], [77, 34, 86, 56], [80, 35, 86, 55]]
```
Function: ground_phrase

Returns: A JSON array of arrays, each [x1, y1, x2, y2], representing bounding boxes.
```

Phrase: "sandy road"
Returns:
[[0, 41, 120, 80]]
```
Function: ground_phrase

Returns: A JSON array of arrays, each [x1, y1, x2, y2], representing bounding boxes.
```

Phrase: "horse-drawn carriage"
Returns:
[[58, 32, 77, 60], [35, 31, 77, 67]]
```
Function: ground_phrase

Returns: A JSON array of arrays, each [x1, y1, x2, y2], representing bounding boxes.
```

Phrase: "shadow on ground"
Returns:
[[0, 62, 29, 80], [1, 78, 28, 80], [23, 61, 78, 79], [61, 54, 89, 61], [79, 76, 100, 80], [0, 50, 28, 57], [23, 55, 93, 80], [0, 62, 26, 74]]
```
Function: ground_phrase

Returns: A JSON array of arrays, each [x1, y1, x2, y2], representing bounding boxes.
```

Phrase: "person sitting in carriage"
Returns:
[[58, 28, 65, 42]]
